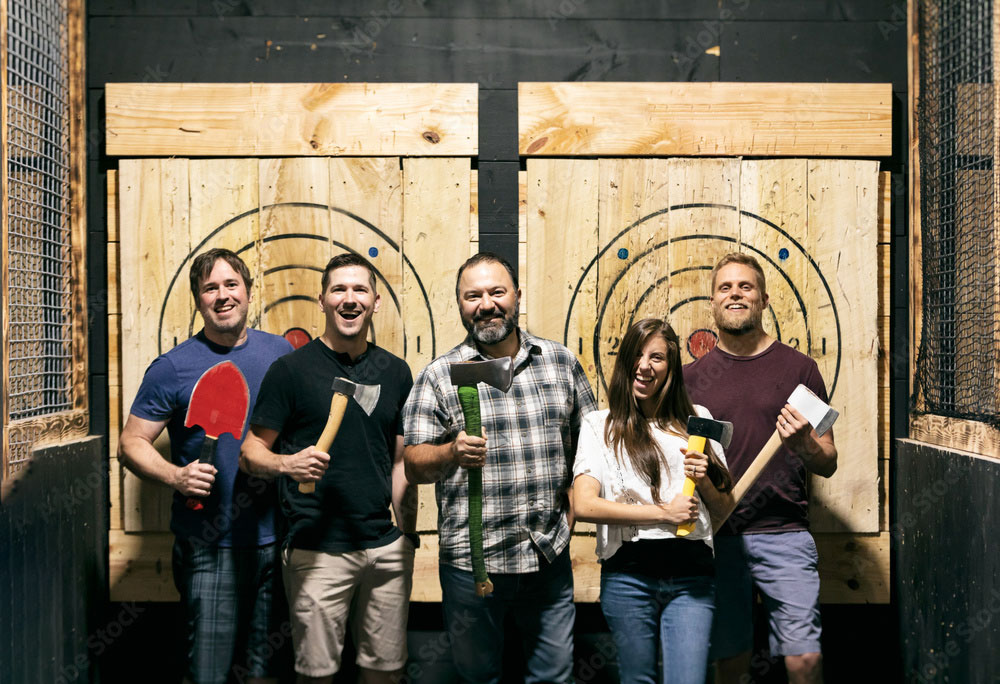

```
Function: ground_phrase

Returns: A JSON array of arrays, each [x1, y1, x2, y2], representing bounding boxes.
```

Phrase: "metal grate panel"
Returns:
[[915, 0, 999, 423], [5, 0, 72, 468]]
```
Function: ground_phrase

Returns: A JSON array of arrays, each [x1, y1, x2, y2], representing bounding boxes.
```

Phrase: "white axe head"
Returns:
[[787, 384, 838, 436]]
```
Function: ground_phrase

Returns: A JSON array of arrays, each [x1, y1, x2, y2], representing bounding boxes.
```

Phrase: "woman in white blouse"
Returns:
[[573, 318, 734, 684]]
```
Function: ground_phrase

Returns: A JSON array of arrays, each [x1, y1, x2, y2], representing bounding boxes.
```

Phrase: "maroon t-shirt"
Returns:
[[683, 342, 828, 536]]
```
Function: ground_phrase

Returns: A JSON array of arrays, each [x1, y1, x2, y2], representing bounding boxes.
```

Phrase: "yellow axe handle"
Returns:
[[676, 434, 706, 537], [300, 391, 349, 494]]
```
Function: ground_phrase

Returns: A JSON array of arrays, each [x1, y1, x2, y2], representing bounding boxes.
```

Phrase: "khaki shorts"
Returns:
[[282, 535, 415, 677]]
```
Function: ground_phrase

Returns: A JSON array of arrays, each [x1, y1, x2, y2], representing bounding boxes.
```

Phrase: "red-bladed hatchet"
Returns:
[[183, 360, 250, 511]]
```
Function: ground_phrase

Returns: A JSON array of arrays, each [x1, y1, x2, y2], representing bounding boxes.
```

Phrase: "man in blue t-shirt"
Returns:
[[119, 248, 292, 684]]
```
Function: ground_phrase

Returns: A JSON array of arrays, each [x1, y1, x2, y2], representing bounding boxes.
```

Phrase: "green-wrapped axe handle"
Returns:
[[457, 384, 493, 597]]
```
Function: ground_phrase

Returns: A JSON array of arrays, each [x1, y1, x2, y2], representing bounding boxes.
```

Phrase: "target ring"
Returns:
[[158, 202, 436, 359], [564, 203, 842, 400]]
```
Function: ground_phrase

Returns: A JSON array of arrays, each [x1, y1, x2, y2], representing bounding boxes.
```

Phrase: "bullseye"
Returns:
[[687, 329, 718, 359], [283, 327, 312, 349]]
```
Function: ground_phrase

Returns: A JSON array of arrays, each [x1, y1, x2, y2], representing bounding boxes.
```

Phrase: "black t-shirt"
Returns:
[[251, 339, 413, 552]]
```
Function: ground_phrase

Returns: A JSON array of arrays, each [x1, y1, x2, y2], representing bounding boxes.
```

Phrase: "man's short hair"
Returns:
[[454, 252, 519, 301], [710, 252, 767, 293], [189, 248, 253, 301], [321, 252, 378, 292]]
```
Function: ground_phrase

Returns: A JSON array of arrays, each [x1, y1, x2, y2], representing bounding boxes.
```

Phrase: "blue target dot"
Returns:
[[368, 247, 379, 258], [778, 248, 789, 261], [617, 248, 629, 260]]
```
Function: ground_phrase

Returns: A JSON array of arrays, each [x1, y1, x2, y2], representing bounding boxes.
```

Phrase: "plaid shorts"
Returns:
[[172, 538, 291, 684]]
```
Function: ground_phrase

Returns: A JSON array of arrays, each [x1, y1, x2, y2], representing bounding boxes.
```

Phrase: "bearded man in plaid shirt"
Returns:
[[403, 252, 597, 683]]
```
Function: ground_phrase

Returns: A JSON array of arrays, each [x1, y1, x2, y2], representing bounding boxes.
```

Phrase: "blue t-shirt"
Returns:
[[129, 328, 293, 547]]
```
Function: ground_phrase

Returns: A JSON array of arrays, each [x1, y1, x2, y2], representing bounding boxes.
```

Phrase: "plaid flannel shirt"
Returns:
[[403, 330, 597, 574]]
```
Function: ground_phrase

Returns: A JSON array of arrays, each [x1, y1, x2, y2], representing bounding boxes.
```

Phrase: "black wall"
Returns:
[[85, 2, 909, 682], [0, 437, 105, 684], [894, 440, 1000, 683]]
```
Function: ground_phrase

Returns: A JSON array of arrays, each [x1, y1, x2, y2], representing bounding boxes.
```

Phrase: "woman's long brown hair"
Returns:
[[603, 318, 733, 502]]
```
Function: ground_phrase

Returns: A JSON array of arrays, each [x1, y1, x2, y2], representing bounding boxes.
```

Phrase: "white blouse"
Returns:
[[573, 405, 726, 560]]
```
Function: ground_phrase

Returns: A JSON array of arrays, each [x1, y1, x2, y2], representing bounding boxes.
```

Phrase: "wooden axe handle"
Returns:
[[711, 429, 783, 534], [300, 391, 349, 494]]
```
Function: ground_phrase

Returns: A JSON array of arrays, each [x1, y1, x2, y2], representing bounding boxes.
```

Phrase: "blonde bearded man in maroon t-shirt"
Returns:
[[683, 253, 837, 684]]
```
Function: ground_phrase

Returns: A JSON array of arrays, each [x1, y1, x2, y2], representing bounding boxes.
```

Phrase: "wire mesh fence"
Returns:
[[914, 0, 999, 424], [5, 0, 72, 470]]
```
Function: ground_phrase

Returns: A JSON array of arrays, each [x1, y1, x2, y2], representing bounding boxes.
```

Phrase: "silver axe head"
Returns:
[[449, 357, 514, 392], [787, 384, 838, 435], [332, 377, 380, 415]]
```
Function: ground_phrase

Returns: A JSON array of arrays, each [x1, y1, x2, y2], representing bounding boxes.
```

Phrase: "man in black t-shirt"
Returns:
[[241, 253, 416, 684]]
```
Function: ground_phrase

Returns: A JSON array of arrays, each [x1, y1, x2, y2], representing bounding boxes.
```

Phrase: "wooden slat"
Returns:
[[258, 157, 330, 341], [595, 159, 672, 405], [68, 0, 87, 413], [806, 160, 880, 533], [814, 532, 890, 604], [7, 410, 89, 450], [519, 82, 893, 157], [108, 169, 123, 529], [956, 84, 994, 157], [1, 0, 10, 482], [878, 171, 892, 245], [106, 83, 478, 157], [909, 415, 1000, 462], [401, 157, 471, 376], [328, 158, 404, 358], [524, 158, 599, 396], [188, 159, 261, 334], [995, 0, 1000, 422], [119, 159, 190, 532], [739, 159, 809, 347], [109, 530, 179, 602], [908, 0, 924, 409]]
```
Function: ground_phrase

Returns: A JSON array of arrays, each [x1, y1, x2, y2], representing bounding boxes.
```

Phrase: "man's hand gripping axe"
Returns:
[[300, 377, 381, 494], [449, 357, 514, 597], [712, 384, 838, 533]]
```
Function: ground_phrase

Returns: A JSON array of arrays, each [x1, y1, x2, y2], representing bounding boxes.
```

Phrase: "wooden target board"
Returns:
[[525, 157, 879, 534], [115, 157, 473, 534]]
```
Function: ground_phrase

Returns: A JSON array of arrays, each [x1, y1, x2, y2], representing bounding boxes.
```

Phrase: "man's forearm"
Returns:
[[239, 438, 285, 480], [798, 432, 837, 478], [119, 436, 179, 489], [403, 443, 455, 484]]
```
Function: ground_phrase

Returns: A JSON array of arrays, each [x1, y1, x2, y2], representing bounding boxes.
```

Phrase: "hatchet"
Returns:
[[183, 361, 250, 511], [299, 377, 381, 494], [712, 384, 838, 533], [449, 357, 514, 597], [676, 416, 733, 537]]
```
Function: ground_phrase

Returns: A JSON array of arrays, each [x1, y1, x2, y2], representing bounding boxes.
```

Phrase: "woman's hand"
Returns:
[[680, 447, 709, 482], [658, 493, 700, 525]]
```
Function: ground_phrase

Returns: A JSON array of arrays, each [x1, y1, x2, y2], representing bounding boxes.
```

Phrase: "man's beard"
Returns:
[[463, 303, 518, 345], [712, 302, 763, 336]]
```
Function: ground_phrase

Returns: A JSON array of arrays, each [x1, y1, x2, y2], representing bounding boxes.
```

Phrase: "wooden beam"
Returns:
[[909, 415, 1000, 462], [908, 0, 924, 411], [7, 409, 90, 450], [105, 83, 479, 157], [518, 82, 893, 157], [1, 0, 10, 484], [68, 0, 87, 412], [994, 0, 1000, 421]]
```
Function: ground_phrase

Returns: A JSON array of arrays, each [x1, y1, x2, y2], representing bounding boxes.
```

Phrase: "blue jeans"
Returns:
[[600, 570, 715, 684], [439, 549, 576, 683]]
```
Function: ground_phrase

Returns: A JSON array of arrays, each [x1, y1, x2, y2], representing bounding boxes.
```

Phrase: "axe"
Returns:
[[712, 384, 838, 533], [183, 361, 250, 511], [299, 377, 381, 494], [449, 357, 514, 597], [676, 416, 733, 537]]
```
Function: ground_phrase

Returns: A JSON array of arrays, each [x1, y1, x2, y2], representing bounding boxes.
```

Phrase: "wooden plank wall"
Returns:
[[109, 157, 477, 600], [523, 158, 889, 603]]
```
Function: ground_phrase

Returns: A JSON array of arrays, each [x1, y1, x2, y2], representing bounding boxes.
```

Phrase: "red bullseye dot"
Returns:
[[283, 328, 312, 349], [687, 329, 718, 359]]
